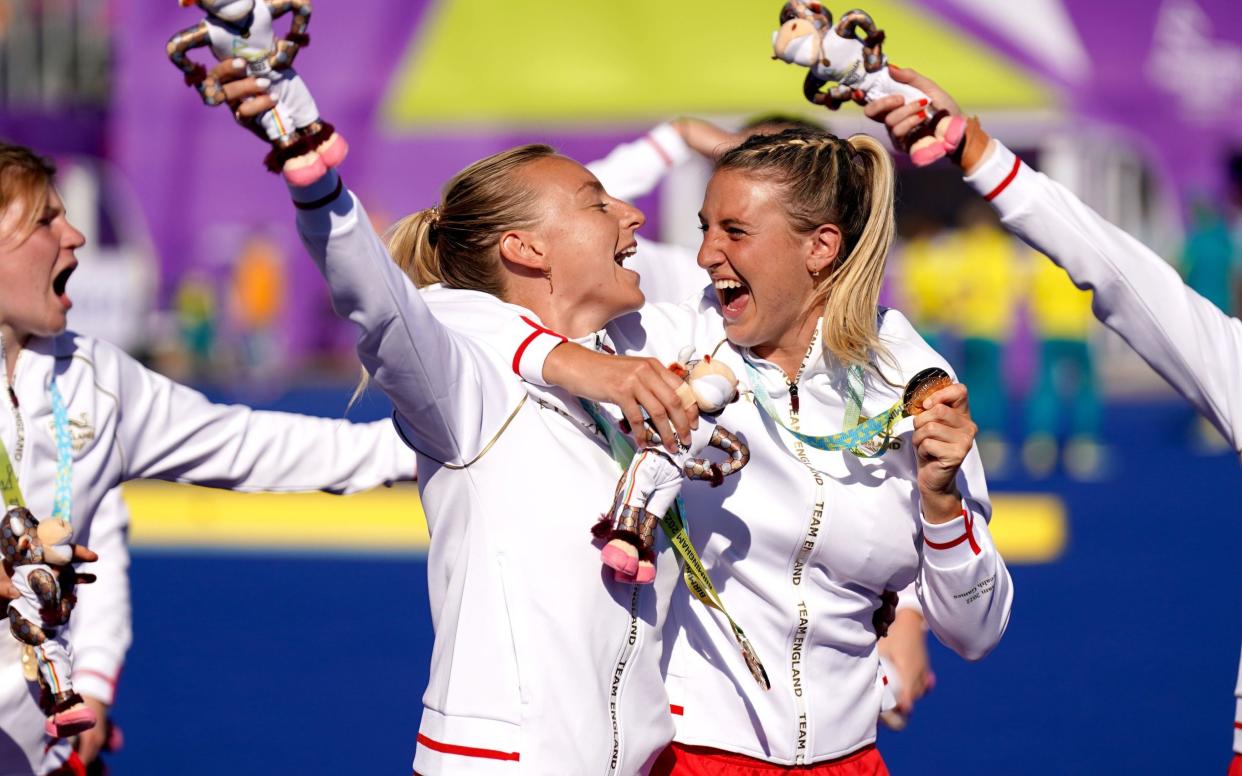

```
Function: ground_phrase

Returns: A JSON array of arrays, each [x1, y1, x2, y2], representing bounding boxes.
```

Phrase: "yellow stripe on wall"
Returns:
[[123, 482, 1066, 562]]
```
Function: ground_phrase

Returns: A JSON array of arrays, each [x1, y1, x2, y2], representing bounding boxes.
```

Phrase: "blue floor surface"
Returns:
[[106, 399, 1241, 774]]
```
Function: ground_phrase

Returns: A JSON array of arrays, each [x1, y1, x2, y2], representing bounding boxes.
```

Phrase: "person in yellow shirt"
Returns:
[[951, 202, 1025, 473], [1023, 249, 1103, 479]]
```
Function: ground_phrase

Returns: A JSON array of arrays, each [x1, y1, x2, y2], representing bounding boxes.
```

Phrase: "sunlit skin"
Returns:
[[0, 187, 84, 380], [502, 155, 646, 339], [697, 169, 840, 379]]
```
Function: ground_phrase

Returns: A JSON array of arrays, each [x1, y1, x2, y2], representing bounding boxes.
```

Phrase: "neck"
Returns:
[[507, 283, 614, 340], [752, 312, 820, 381], [0, 323, 30, 384]]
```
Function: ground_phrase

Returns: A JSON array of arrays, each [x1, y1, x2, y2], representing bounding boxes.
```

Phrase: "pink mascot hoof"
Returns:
[[601, 543, 639, 576], [940, 116, 966, 153], [910, 143, 946, 167], [633, 561, 656, 585], [316, 132, 349, 169], [45, 707, 96, 738], [282, 154, 329, 186], [613, 568, 638, 583]]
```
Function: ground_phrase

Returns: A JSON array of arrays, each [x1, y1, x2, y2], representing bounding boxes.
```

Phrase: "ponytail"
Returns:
[[385, 207, 443, 288], [816, 134, 894, 368]]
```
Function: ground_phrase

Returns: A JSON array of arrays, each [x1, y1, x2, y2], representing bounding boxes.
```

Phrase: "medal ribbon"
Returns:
[[745, 362, 901, 458], [580, 399, 771, 690], [0, 333, 73, 519]]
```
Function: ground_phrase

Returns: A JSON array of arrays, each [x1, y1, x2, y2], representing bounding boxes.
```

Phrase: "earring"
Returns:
[[543, 267, 553, 293]]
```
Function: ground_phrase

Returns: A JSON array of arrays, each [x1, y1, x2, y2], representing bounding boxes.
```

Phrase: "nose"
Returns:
[[62, 220, 86, 250], [696, 230, 724, 270], [618, 198, 645, 232]]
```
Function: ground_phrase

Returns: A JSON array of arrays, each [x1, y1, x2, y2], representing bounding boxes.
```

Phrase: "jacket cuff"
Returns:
[[512, 316, 567, 386], [921, 502, 984, 569], [963, 140, 1032, 214], [73, 652, 122, 706], [645, 123, 693, 169]]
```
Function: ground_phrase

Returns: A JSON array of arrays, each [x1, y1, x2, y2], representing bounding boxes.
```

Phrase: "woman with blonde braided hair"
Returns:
[[536, 126, 1014, 774]]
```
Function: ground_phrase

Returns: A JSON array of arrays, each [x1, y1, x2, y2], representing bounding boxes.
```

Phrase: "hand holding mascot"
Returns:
[[596, 350, 750, 584], [771, 1, 965, 166], [167, 0, 347, 185]]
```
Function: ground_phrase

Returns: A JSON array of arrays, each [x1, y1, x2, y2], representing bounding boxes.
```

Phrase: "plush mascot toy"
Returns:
[[2, 508, 95, 738], [167, 0, 347, 185], [595, 350, 750, 584], [772, 1, 965, 166]]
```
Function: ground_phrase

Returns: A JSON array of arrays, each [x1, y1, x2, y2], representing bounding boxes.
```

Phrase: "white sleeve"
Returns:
[[289, 171, 534, 462], [586, 122, 691, 202], [105, 341, 415, 491], [66, 488, 131, 706], [965, 141, 1242, 455], [915, 447, 1013, 661]]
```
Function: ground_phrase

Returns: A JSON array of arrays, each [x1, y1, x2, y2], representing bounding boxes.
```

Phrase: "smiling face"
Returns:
[[516, 155, 646, 327], [0, 186, 84, 342], [698, 169, 825, 358]]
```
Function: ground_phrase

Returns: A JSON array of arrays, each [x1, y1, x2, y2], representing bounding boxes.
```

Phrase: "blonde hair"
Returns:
[[353, 144, 557, 408], [0, 143, 56, 247], [385, 143, 557, 295], [715, 129, 895, 370]]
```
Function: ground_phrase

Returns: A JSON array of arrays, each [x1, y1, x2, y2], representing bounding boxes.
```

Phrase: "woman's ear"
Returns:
[[499, 230, 548, 273], [806, 223, 843, 275]]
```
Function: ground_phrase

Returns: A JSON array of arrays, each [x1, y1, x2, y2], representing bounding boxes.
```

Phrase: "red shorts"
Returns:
[[652, 742, 890, 776], [1228, 752, 1241, 776]]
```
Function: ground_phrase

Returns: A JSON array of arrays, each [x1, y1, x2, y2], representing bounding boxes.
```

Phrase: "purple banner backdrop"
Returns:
[[921, 0, 1242, 200], [109, 0, 662, 361], [109, 0, 1242, 362]]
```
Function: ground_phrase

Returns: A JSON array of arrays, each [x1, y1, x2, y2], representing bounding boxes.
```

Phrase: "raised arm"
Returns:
[[865, 65, 1242, 455], [99, 338, 415, 489], [964, 140, 1242, 453]]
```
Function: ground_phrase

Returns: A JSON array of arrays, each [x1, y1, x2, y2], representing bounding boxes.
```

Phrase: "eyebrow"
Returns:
[[577, 180, 606, 196]]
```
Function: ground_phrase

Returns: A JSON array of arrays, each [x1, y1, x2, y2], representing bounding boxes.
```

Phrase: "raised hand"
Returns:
[[911, 382, 975, 523]]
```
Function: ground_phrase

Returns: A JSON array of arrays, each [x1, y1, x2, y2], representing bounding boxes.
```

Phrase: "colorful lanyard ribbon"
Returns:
[[745, 361, 901, 458], [579, 399, 771, 690], [0, 335, 73, 520]]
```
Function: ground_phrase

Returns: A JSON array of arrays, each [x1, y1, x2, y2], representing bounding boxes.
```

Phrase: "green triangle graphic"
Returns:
[[382, 0, 1054, 128]]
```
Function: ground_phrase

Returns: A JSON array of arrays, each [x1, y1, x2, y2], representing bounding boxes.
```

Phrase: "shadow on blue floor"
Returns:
[[109, 397, 1242, 775]]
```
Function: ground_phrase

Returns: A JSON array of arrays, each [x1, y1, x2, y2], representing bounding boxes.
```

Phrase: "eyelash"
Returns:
[[594, 202, 609, 211], [699, 225, 747, 237]]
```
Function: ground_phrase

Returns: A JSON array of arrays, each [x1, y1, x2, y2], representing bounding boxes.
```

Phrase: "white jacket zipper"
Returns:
[[783, 357, 825, 765], [605, 584, 642, 775]]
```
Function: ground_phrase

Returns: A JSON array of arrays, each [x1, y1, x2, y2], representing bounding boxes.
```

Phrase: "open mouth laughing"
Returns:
[[714, 276, 751, 320]]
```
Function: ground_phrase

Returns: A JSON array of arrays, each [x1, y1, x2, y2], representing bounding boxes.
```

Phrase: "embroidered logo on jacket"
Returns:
[[48, 413, 94, 453]]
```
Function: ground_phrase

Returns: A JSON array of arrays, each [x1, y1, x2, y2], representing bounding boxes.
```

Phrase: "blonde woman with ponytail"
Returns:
[[534, 127, 1014, 774]]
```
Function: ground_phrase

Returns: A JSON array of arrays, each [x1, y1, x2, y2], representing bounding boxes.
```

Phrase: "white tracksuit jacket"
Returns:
[[586, 123, 926, 626], [288, 172, 681, 776], [565, 125, 1011, 764], [524, 298, 1013, 765], [0, 333, 415, 775], [962, 139, 1242, 755]]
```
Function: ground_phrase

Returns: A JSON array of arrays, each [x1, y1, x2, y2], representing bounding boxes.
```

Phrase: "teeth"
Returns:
[[714, 279, 744, 290], [615, 246, 636, 264]]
